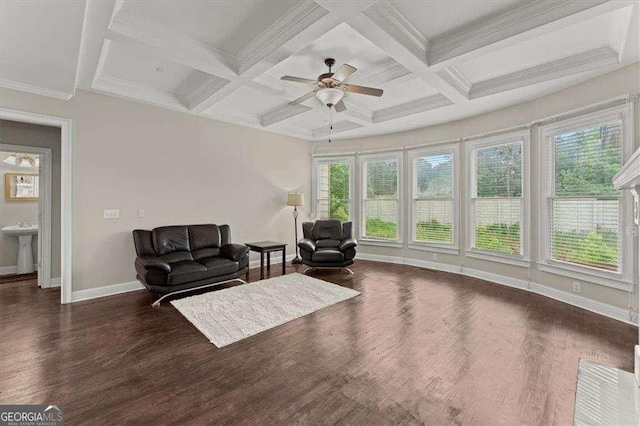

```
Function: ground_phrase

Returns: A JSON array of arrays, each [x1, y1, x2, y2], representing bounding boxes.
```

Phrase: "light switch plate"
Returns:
[[137, 209, 144, 218], [103, 209, 120, 219]]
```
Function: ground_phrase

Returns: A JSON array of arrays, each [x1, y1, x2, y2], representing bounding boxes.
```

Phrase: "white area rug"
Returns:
[[171, 273, 360, 347]]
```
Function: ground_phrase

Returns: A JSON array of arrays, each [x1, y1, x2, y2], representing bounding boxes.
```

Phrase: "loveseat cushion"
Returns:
[[197, 257, 239, 276], [312, 220, 342, 240], [167, 260, 209, 285], [312, 248, 343, 263], [189, 224, 220, 250], [154, 226, 190, 255]]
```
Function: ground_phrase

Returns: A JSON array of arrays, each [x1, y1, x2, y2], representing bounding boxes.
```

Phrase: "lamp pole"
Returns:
[[292, 205, 302, 263]]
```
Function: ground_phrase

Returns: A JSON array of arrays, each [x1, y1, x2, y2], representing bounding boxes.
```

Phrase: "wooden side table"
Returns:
[[245, 241, 287, 280]]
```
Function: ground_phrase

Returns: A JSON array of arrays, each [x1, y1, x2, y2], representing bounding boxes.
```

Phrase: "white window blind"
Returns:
[[316, 160, 351, 221], [362, 156, 399, 240], [470, 140, 523, 255], [412, 152, 454, 243], [548, 123, 622, 271]]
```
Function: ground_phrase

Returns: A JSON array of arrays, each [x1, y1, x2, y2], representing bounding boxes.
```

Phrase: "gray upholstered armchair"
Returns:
[[297, 220, 357, 274]]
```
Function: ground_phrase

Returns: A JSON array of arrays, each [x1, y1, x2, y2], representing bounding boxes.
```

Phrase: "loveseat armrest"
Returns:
[[221, 244, 250, 261], [298, 238, 317, 252], [135, 255, 171, 273], [339, 238, 357, 252]]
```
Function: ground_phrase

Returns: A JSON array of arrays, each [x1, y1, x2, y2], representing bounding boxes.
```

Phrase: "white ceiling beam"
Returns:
[[261, 104, 313, 127], [428, 0, 635, 68], [313, 120, 363, 139], [92, 74, 189, 112], [436, 66, 472, 99], [341, 102, 374, 125], [106, 10, 238, 80], [468, 46, 620, 99], [372, 94, 453, 123]]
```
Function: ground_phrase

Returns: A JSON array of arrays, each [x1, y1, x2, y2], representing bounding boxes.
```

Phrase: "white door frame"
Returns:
[[0, 108, 73, 304], [0, 143, 52, 288]]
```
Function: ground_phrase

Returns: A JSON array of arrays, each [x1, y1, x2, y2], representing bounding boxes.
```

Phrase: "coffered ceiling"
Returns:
[[1, 0, 638, 141]]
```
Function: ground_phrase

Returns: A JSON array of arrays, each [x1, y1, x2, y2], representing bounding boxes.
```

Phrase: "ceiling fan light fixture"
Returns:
[[316, 88, 344, 108]]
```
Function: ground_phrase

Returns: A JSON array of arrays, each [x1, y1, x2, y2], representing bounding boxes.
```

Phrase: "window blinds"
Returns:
[[471, 141, 523, 255], [414, 153, 454, 243], [363, 158, 399, 239], [549, 123, 622, 271]]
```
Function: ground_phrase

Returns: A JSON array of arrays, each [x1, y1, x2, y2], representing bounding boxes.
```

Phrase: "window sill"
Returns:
[[359, 239, 403, 249], [465, 250, 531, 267], [408, 243, 459, 255], [537, 261, 632, 292]]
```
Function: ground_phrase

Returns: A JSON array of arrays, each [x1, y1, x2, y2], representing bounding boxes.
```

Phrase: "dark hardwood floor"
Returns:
[[1, 260, 636, 425]]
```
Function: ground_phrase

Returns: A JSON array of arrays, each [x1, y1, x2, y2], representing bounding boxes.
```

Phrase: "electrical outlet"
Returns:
[[103, 209, 120, 219], [572, 281, 581, 293], [432, 253, 438, 261]]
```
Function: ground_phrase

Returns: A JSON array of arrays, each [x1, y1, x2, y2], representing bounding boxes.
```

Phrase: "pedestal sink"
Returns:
[[1, 225, 38, 274]]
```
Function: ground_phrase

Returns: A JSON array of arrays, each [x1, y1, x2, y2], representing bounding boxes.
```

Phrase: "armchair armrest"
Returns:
[[298, 238, 317, 252], [339, 238, 357, 252], [221, 244, 250, 261], [135, 255, 171, 273]]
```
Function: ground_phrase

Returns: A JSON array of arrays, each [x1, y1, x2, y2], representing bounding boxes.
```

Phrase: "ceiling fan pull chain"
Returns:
[[329, 107, 333, 143]]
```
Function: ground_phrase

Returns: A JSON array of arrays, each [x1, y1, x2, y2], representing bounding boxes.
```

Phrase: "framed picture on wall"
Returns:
[[5, 173, 39, 201]]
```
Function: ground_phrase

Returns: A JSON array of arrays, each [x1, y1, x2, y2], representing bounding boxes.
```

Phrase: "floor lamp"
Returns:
[[287, 192, 305, 264]]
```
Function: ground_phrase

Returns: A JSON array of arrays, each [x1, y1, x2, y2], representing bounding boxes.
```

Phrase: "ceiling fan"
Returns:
[[280, 58, 383, 112]]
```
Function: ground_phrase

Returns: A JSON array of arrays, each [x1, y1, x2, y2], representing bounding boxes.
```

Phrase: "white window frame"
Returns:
[[408, 144, 459, 254], [312, 156, 355, 223], [466, 131, 530, 267], [538, 104, 634, 289], [359, 151, 403, 245]]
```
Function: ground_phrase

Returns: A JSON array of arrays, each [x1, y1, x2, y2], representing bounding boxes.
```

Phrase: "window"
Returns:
[[410, 146, 457, 248], [540, 105, 632, 279], [468, 134, 526, 259], [360, 153, 402, 241], [314, 157, 353, 221]]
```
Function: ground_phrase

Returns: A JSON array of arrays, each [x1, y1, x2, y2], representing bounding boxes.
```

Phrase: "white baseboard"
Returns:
[[0, 264, 38, 276], [357, 254, 638, 326], [71, 281, 144, 303], [68, 255, 296, 304], [50, 277, 61, 287]]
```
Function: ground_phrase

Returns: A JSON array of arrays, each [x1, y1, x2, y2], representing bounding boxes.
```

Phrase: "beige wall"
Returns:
[[0, 89, 313, 291], [0, 121, 62, 279], [314, 64, 640, 311]]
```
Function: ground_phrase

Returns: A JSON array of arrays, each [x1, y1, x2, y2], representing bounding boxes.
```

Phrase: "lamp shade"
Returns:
[[287, 192, 305, 207]]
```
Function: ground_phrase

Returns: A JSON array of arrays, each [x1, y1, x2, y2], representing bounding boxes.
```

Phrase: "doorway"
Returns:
[[0, 145, 52, 288], [0, 109, 72, 303]]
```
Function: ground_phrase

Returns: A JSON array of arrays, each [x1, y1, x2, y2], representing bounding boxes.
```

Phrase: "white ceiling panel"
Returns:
[[0, 0, 86, 97], [211, 86, 285, 117], [119, 0, 299, 55]]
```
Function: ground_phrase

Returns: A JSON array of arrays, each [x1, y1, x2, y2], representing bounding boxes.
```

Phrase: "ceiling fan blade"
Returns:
[[344, 84, 383, 97], [332, 64, 357, 82], [281, 76, 317, 84], [334, 99, 347, 112], [289, 90, 317, 105]]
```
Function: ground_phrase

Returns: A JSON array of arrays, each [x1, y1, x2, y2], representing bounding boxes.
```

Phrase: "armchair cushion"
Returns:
[[298, 238, 316, 252], [220, 243, 250, 261], [135, 255, 171, 273], [338, 238, 357, 252]]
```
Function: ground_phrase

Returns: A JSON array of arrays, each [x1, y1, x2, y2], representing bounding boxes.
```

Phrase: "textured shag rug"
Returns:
[[171, 272, 360, 347]]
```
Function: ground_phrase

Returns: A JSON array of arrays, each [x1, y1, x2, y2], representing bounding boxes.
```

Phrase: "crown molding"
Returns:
[[312, 120, 363, 139], [92, 75, 189, 111], [342, 102, 374, 125], [0, 79, 74, 100], [437, 66, 472, 99], [182, 75, 230, 110], [107, 10, 238, 79], [373, 94, 453, 123], [353, 58, 412, 86], [469, 46, 620, 99], [203, 107, 313, 140], [362, 1, 429, 63], [261, 104, 313, 127], [429, 0, 615, 65], [236, 0, 329, 75]]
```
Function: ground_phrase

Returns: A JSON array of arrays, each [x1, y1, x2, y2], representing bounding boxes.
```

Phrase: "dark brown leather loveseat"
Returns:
[[133, 224, 249, 301]]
